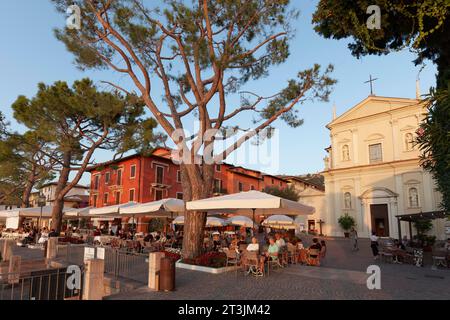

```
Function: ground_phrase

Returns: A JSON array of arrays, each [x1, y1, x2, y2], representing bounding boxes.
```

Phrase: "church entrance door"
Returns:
[[370, 204, 389, 237]]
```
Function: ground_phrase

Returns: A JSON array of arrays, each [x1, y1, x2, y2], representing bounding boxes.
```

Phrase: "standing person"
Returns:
[[370, 232, 379, 260], [350, 227, 359, 251]]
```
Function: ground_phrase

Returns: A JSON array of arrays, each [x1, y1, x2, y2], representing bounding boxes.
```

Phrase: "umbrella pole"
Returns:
[[252, 208, 256, 235]]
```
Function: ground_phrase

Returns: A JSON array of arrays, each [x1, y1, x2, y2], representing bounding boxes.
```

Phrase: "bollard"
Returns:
[[2, 239, 14, 262], [8, 255, 21, 284], [159, 257, 176, 292], [83, 259, 105, 300], [46, 237, 58, 260], [148, 252, 165, 291]]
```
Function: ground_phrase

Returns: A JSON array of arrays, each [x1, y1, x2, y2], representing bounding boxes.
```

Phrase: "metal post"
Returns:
[[409, 221, 413, 241]]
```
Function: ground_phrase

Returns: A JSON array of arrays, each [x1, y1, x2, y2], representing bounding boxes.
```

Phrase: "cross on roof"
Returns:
[[364, 75, 378, 95]]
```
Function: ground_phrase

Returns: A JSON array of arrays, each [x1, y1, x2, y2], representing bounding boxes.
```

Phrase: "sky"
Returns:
[[0, 0, 438, 186]]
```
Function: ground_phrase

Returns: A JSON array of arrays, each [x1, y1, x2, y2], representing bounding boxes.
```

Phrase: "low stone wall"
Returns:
[[175, 261, 237, 274]]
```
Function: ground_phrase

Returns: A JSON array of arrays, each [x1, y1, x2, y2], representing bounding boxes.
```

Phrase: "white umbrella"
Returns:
[[0, 206, 73, 218], [227, 215, 257, 228], [172, 216, 185, 225], [206, 217, 228, 227], [88, 202, 137, 216], [172, 216, 228, 227], [186, 190, 315, 228], [262, 215, 296, 230], [119, 198, 185, 217]]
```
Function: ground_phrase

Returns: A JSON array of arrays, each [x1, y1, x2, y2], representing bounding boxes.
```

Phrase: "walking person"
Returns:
[[350, 227, 359, 251], [370, 232, 379, 260]]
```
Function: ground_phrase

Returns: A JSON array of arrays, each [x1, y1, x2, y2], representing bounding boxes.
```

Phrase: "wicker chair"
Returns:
[[287, 243, 298, 264], [307, 248, 321, 266], [225, 248, 240, 276]]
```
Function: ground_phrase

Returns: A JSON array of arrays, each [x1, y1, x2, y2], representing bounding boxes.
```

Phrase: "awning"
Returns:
[[396, 211, 447, 222], [186, 190, 315, 216], [88, 202, 137, 216], [120, 198, 185, 217]]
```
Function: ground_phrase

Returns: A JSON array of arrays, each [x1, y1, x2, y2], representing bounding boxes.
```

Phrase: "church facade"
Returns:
[[321, 95, 446, 240]]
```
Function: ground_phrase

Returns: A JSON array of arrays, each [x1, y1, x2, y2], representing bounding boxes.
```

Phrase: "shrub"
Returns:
[[182, 252, 227, 268], [338, 214, 356, 231]]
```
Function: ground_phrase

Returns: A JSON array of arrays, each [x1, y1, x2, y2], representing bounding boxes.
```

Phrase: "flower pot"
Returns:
[[344, 232, 350, 238]]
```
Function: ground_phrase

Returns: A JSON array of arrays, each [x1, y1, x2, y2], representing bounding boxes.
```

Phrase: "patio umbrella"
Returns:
[[186, 190, 315, 228], [88, 202, 137, 216], [171, 216, 228, 227], [227, 215, 257, 228], [205, 217, 228, 227], [119, 198, 185, 218], [262, 215, 296, 230]]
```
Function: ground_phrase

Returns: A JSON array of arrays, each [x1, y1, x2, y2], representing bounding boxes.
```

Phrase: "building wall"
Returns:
[[323, 96, 445, 239]]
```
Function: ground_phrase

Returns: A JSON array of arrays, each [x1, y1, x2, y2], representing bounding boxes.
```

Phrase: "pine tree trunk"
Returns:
[[51, 152, 71, 234], [21, 164, 37, 208], [180, 163, 214, 259]]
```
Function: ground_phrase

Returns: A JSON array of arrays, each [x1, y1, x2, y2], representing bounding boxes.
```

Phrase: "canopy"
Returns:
[[171, 216, 228, 227], [227, 215, 257, 228], [186, 191, 315, 216], [262, 215, 296, 229], [89, 202, 137, 216], [206, 217, 228, 227], [0, 206, 73, 219], [120, 198, 185, 217]]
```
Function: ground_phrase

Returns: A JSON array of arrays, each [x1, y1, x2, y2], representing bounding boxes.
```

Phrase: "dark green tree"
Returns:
[[12, 78, 159, 233], [52, 0, 336, 258], [313, 0, 450, 212], [264, 185, 300, 201]]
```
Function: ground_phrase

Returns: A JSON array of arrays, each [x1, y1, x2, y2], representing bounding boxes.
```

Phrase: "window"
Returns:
[[342, 144, 350, 161], [279, 181, 282, 187], [156, 166, 164, 184], [271, 179, 274, 184], [369, 143, 383, 163], [214, 179, 222, 192], [115, 191, 121, 205], [155, 189, 163, 201], [93, 175, 100, 190], [116, 169, 122, 186], [405, 133, 414, 151], [238, 182, 243, 192], [103, 193, 108, 205], [130, 165, 136, 179], [176, 192, 183, 200], [105, 172, 110, 184], [215, 164, 221, 172], [92, 195, 98, 208], [344, 192, 352, 209], [250, 185, 255, 190], [408, 187, 419, 208], [176, 170, 182, 183], [129, 189, 135, 202]]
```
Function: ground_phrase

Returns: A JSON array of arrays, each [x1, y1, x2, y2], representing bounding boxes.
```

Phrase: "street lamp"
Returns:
[[36, 194, 46, 243]]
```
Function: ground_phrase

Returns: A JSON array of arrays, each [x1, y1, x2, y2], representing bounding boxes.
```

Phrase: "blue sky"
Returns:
[[0, 1, 438, 186]]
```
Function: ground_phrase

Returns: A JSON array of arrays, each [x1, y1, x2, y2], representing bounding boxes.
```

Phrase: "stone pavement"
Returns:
[[106, 237, 450, 300]]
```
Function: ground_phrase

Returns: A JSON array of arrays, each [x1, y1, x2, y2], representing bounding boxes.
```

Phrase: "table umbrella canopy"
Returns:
[[0, 206, 73, 219], [227, 215, 257, 228], [262, 215, 296, 229], [171, 216, 228, 227], [186, 191, 315, 216], [119, 198, 185, 217], [89, 202, 137, 216]]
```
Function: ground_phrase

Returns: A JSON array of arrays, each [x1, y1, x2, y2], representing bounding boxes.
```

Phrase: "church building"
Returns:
[[321, 94, 446, 240]]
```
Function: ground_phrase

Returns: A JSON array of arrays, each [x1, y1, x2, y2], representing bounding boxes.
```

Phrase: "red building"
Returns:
[[87, 147, 287, 232]]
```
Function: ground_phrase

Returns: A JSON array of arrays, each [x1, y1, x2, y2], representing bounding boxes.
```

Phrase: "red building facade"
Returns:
[[87, 148, 287, 232]]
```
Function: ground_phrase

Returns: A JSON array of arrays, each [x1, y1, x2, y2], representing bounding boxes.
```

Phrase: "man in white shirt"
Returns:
[[246, 237, 260, 252], [275, 233, 285, 248]]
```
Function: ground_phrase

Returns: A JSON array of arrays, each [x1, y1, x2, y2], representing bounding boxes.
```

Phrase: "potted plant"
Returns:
[[338, 214, 356, 238]]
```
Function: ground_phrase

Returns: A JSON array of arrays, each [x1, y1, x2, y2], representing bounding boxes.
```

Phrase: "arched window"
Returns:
[[405, 133, 414, 151], [344, 192, 352, 209], [342, 145, 350, 161], [408, 187, 419, 208]]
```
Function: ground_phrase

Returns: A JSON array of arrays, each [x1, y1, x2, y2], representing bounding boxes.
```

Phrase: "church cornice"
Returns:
[[320, 158, 421, 175]]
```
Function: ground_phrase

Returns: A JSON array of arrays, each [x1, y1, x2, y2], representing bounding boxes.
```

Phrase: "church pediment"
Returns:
[[359, 187, 398, 199], [327, 96, 420, 129]]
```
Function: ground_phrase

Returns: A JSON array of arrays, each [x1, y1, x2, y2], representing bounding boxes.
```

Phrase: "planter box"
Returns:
[[175, 261, 237, 274]]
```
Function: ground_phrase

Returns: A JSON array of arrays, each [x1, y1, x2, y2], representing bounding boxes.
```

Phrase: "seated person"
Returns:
[[247, 237, 260, 253], [445, 238, 450, 251], [308, 238, 322, 257], [275, 233, 286, 248], [296, 238, 304, 250], [144, 233, 154, 243], [265, 237, 279, 261], [48, 229, 59, 238]]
